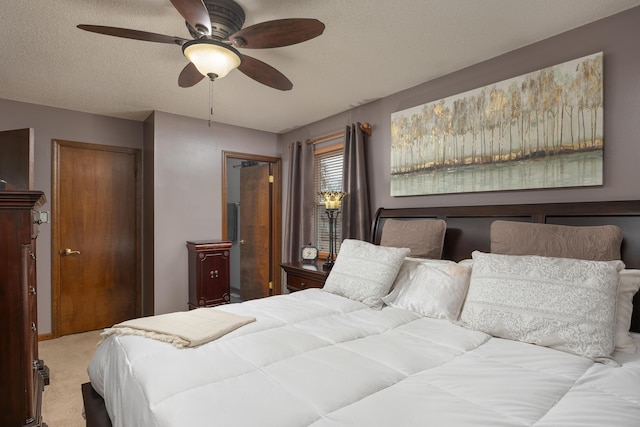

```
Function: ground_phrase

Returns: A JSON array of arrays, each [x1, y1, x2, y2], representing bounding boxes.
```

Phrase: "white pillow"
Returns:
[[459, 251, 624, 364], [382, 258, 471, 320], [322, 239, 410, 309], [463, 260, 640, 353], [616, 269, 640, 353]]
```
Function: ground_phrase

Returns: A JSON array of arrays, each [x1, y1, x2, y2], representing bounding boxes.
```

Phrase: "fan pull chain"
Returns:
[[208, 78, 215, 127]]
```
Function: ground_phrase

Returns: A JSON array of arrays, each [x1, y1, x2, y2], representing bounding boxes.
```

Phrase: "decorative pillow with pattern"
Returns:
[[459, 251, 624, 364], [382, 258, 472, 320], [322, 239, 410, 309]]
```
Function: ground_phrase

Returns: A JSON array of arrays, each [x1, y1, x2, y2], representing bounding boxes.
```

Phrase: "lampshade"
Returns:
[[182, 39, 242, 79], [319, 191, 346, 209]]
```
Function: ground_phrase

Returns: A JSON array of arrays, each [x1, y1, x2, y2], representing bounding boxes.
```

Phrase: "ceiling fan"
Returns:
[[77, 0, 325, 91]]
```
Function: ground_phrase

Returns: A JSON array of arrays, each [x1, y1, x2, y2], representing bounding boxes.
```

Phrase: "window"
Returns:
[[314, 142, 343, 256]]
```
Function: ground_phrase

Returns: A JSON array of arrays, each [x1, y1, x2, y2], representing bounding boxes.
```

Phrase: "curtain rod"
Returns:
[[306, 122, 372, 144]]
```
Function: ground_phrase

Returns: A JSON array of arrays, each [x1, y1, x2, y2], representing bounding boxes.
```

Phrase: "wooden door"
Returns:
[[239, 163, 271, 300], [52, 140, 141, 336], [0, 128, 33, 189]]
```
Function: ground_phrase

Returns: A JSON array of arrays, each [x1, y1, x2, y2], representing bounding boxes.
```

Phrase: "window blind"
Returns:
[[314, 145, 343, 255]]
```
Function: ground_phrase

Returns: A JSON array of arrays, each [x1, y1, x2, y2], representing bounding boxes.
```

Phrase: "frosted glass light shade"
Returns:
[[182, 40, 241, 79]]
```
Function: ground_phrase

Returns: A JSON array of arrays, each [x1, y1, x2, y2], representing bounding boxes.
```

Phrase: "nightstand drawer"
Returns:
[[281, 261, 328, 293], [287, 274, 324, 291]]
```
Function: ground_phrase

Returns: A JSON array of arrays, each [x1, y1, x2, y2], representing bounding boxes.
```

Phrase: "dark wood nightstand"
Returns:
[[281, 261, 329, 292], [187, 240, 232, 308]]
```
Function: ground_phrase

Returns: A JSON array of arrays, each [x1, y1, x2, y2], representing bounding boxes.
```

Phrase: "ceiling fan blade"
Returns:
[[169, 0, 212, 36], [238, 55, 292, 91], [229, 18, 325, 49], [178, 62, 206, 88], [77, 25, 187, 45]]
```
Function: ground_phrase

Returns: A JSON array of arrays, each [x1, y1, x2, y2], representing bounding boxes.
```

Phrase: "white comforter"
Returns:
[[88, 289, 640, 427]]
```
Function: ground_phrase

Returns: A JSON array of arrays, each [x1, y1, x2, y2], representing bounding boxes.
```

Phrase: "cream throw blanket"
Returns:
[[101, 308, 256, 348]]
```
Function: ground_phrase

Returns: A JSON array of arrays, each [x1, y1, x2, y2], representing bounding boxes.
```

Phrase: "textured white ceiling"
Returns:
[[2, 0, 639, 133]]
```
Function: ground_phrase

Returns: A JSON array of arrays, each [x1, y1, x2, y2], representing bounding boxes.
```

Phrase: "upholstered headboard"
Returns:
[[371, 200, 640, 333]]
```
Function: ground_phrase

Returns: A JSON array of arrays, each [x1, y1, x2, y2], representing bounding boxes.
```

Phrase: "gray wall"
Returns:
[[147, 111, 280, 315], [0, 98, 143, 335], [279, 7, 640, 212], [0, 101, 280, 333]]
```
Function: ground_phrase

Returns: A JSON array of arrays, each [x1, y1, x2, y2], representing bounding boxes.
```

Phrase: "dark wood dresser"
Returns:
[[187, 240, 232, 309], [281, 261, 329, 292], [0, 190, 49, 427]]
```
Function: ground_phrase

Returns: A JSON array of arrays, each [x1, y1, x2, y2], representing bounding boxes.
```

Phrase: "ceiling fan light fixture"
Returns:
[[182, 39, 241, 79]]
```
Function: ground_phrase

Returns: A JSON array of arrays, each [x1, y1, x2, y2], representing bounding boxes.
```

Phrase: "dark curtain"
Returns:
[[341, 123, 371, 241], [283, 141, 315, 262]]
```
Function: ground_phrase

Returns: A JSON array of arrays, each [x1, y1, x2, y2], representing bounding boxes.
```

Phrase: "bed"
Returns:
[[84, 200, 640, 427]]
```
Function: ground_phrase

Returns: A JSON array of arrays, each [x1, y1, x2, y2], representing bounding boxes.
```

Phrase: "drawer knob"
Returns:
[[210, 270, 219, 278]]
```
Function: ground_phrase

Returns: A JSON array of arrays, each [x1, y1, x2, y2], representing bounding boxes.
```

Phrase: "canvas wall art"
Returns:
[[390, 52, 603, 196]]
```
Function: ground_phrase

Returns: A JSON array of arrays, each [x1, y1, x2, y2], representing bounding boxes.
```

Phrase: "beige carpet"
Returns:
[[39, 329, 103, 427]]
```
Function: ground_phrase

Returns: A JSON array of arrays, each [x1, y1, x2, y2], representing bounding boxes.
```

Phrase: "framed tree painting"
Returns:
[[390, 52, 603, 196]]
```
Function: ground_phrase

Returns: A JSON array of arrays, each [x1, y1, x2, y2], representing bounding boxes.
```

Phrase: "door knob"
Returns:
[[63, 248, 81, 256], [239, 239, 246, 245]]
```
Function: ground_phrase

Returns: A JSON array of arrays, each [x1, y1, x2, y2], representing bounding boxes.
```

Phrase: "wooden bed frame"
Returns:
[[83, 200, 640, 427]]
